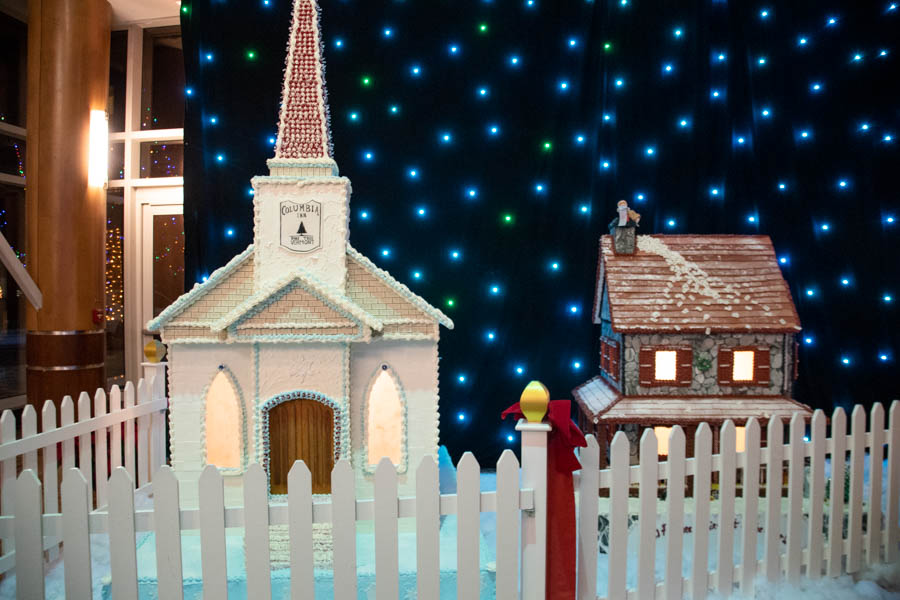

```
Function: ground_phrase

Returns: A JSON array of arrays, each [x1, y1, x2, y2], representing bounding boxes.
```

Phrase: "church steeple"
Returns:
[[269, 0, 337, 176], [253, 0, 350, 292]]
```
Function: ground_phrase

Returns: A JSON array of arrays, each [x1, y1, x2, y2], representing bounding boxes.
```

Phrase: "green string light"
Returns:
[[246, 50, 257, 60]]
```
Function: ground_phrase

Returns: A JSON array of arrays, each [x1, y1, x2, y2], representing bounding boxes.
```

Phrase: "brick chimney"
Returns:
[[612, 226, 636, 255]]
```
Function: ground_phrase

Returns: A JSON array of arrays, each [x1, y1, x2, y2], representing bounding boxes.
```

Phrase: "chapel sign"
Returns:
[[280, 200, 322, 253]]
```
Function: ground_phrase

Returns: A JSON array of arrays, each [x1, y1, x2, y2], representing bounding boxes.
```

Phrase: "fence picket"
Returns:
[[21, 405, 37, 473], [332, 459, 358, 599], [244, 464, 273, 599], [153, 467, 184, 600], [0, 410, 14, 559], [637, 429, 658, 600], [41, 400, 59, 560], [691, 423, 712, 599], [0, 410, 15, 555], [740, 418, 761, 594], [847, 406, 866, 573], [94, 388, 109, 507], [14, 470, 43, 600], [137, 379, 151, 487], [123, 382, 136, 483], [374, 458, 399, 600], [497, 449, 521, 600], [62, 469, 93, 598], [763, 417, 783, 581], [577, 436, 600, 600], [288, 461, 314, 600], [867, 403, 885, 565], [61, 395, 75, 470], [608, 432, 630, 599], [786, 414, 805, 582], [457, 452, 481, 600], [110, 385, 123, 471], [77, 392, 94, 509], [717, 421, 736, 594], [827, 407, 847, 577], [108, 467, 139, 600], [198, 465, 228, 598], [664, 427, 685, 600], [887, 402, 900, 563], [807, 410, 827, 579], [416, 456, 440, 600]]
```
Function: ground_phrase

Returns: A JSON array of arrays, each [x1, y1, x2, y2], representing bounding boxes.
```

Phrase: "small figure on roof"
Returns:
[[608, 200, 640, 233]]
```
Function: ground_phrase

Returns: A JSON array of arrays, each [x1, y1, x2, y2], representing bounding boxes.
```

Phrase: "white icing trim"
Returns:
[[347, 245, 454, 329], [359, 363, 408, 475], [147, 245, 254, 331], [198, 365, 249, 476]]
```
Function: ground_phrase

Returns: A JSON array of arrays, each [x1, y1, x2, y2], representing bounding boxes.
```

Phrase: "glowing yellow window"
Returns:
[[732, 351, 755, 381], [735, 426, 746, 452], [654, 351, 677, 381], [654, 427, 672, 456], [205, 372, 242, 469], [367, 369, 403, 467]]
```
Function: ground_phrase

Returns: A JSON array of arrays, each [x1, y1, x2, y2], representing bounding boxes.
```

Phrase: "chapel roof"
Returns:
[[146, 245, 453, 340], [598, 234, 801, 334]]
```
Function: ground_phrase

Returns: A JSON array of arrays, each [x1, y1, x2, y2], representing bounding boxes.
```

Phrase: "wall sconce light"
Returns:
[[88, 109, 108, 188]]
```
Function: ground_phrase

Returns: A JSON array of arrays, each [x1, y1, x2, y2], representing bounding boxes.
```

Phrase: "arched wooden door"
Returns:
[[267, 398, 334, 494]]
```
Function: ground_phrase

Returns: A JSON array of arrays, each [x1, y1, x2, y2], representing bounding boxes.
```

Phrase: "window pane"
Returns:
[[140, 141, 184, 178], [654, 427, 671, 456], [0, 134, 25, 178], [733, 350, 755, 381], [367, 369, 402, 466], [141, 27, 184, 130], [205, 371, 241, 469], [108, 30, 128, 132], [105, 189, 125, 386], [654, 350, 677, 381], [0, 12, 27, 128], [0, 184, 26, 401], [152, 213, 184, 317], [108, 142, 124, 180]]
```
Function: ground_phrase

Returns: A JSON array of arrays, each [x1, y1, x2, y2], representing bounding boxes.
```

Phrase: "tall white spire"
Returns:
[[273, 0, 333, 163]]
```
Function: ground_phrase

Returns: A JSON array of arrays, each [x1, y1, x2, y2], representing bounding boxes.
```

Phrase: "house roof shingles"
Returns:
[[600, 234, 801, 334]]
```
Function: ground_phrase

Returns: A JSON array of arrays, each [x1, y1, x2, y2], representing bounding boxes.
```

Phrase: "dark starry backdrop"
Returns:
[[180, 0, 898, 463]]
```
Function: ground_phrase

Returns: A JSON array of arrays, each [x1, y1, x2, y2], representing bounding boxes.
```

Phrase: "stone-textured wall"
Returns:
[[622, 333, 793, 396]]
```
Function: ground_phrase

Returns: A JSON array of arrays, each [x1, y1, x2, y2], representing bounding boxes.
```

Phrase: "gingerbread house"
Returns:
[[573, 227, 812, 463]]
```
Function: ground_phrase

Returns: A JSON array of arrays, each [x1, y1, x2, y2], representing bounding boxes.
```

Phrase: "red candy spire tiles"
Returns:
[[275, 0, 333, 160]]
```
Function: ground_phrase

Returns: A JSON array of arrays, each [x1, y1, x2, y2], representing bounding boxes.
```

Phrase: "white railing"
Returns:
[[0, 376, 167, 574], [2, 452, 536, 599], [576, 402, 900, 600]]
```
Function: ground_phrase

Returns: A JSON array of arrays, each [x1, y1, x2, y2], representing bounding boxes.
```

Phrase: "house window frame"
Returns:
[[361, 363, 409, 475], [718, 346, 771, 386], [599, 336, 620, 382], [639, 345, 693, 387]]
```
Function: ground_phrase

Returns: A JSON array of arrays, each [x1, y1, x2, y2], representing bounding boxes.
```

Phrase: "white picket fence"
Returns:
[[3, 452, 535, 599], [575, 402, 900, 600], [0, 376, 167, 575]]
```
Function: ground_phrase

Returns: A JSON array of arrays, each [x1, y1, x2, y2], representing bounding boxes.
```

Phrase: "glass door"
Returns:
[[137, 187, 184, 370]]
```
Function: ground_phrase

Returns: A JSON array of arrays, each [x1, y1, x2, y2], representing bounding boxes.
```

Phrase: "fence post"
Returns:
[[517, 414, 551, 600]]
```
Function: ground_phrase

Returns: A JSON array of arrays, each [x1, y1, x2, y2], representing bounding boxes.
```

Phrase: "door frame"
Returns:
[[259, 390, 343, 495]]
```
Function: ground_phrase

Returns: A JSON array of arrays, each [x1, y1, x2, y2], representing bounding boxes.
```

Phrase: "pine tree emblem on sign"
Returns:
[[280, 200, 322, 253]]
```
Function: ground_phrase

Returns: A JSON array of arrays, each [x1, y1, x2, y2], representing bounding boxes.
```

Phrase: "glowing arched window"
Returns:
[[367, 368, 403, 467], [205, 371, 242, 469]]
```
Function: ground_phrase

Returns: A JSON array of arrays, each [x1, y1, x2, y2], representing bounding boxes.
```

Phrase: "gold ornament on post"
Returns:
[[143, 339, 167, 363], [519, 380, 550, 423]]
